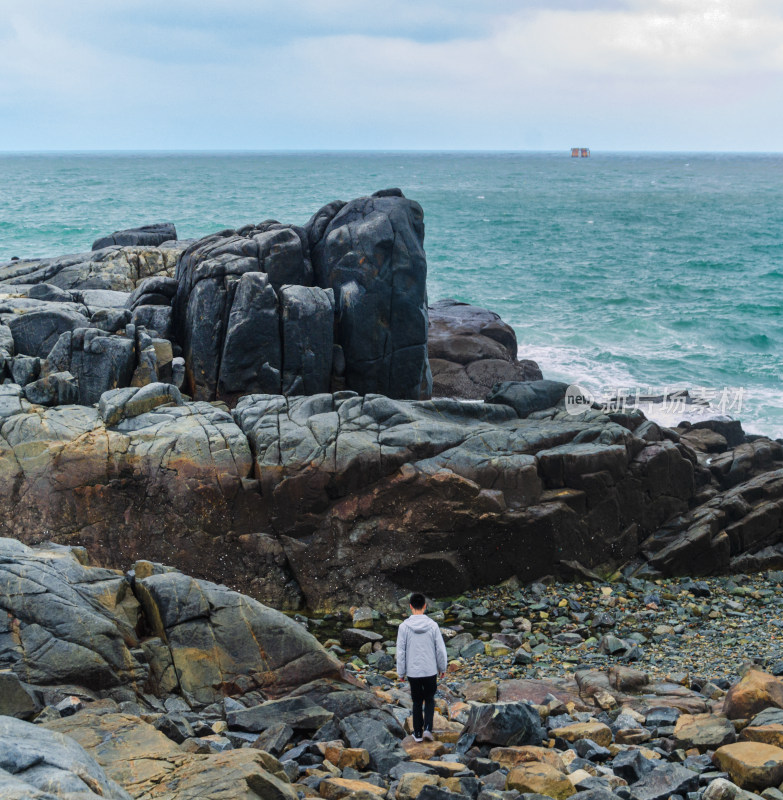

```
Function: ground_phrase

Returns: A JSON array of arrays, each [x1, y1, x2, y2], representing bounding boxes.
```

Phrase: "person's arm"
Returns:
[[396, 624, 407, 679], [435, 625, 448, 677]]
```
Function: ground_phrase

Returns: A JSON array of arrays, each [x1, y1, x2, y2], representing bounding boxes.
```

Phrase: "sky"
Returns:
[[1, 0, 782, 151]]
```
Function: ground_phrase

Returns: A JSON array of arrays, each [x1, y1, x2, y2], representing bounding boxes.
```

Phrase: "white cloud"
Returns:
[[0, 0, 781, 150]]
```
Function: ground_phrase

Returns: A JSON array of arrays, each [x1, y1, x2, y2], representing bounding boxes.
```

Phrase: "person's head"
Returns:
[[409, 592, 427, 613]]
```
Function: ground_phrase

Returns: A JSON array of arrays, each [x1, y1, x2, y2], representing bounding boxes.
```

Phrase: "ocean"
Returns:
[[1, 151, 782, 437]]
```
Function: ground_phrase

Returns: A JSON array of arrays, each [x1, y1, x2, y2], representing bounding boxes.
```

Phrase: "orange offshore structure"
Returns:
[[571, 148, 591, 157]]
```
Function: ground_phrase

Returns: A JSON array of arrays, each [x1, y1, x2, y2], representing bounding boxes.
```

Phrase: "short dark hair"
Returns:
[[409, 592, 427, 610]]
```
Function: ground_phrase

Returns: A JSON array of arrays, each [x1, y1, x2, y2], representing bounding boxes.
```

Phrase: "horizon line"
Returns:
[[1, 148, 782, 156]]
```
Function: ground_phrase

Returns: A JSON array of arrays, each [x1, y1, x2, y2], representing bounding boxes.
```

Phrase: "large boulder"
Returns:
[[0, 538, 148, 691], [0, 715, 132, 799], [134, 569, 342, 703], [428, 299, 542, 399], [173, 222, 314, 401], [306, 189, 431, 400], [92, 222, 177, 250], [724, 669, 783, 720]]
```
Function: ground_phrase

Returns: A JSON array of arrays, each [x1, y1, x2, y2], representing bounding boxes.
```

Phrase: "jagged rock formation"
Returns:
[[429, 299, 542, 399]]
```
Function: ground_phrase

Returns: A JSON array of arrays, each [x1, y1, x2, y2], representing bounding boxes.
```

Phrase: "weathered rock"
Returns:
[[45, 328, 135, 404], [227, 696, 333, 733], [627, 764, 699, 800], [725, 670, 783, 720], [217, 271, 282, 401], [173, 221, 314, 402], [550, 722, 612, 748], [0, 714, 132, 799], [428, 299, 541, 400], [462, 702, 544, 747], [0, 671, 37, 719], [673, 713, 736, 751], [713, 742, 783, 790], [339, 709, 407, 774], [7, 306, 91, 357], [46, 709, 295, 799], [306, 190, 430, 400], [280, 285, 334, 395], [23, 370, 79, 406], [93, 223, 177, 251], [98, 383, 183, 426], [135, 569, 342, 704], [486, 380, 569, 419], [0, 245, 181, 292], [0, 538, 148, 691], [506, 762, 575, 799]]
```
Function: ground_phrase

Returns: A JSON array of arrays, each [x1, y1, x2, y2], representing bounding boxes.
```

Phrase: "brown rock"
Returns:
[[740, 723, 783, 749], [319, 778, 386, 799], [401, 736, 446, 759], [464, 680, 498, 703], [506, 763, 575, 799], [489, 746, 566, 771], [551, 722, 613, 748], [395, 773, 441, 800], [713, 741, 783, 790], [724, 670, 783, 720]]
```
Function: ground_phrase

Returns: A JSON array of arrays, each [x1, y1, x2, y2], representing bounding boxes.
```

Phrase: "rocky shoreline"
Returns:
[[6, 537, 783, 800], [4, 192, 783, 798]]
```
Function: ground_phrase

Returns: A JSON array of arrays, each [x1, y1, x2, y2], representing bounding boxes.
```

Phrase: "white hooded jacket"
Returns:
[[396, 614, 448, 678]]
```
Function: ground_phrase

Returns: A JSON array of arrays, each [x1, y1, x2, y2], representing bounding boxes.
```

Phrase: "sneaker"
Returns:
[[413, 732, 423, 743], [423, 729, 434, 741]]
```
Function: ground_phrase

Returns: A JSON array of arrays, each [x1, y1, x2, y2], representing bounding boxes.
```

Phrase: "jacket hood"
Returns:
[[403, 614, 438, 633]]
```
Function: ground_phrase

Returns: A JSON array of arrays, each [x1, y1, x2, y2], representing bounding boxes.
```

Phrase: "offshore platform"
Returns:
[[571, 148, 591, 157]]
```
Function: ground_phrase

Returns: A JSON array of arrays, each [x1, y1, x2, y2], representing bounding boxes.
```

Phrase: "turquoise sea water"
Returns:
[[1, 152, 782, 436]]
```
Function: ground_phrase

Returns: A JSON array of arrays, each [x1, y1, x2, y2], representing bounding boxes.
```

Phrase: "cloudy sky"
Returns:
[[1, 0, 781, 151]]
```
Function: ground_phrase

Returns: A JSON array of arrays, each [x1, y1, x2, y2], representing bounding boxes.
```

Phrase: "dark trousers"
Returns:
[[408, 675, 437, 734]]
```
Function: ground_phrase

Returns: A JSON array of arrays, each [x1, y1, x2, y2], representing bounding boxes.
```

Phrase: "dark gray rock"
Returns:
[[7, 306, 91, 357], [10, 355, 40, 386], [252, 722, 294, 756], [92, 222, 177, 250], [485, 380, 569, 418], [0, 672, 37, 719], [91, 307, 132, 333], [417, 787, 467, 800], [461, 702, 544, 747], [217, 271, 282, 400], [280, 285, 334, 396], [226, 696, 333, 733], [173, 222, 313, 401], [154, 712, 195, 744], [131, 305, 173, 339], [612, 749, 657, 784], [306, 190, 430, 400], [127, 275, 178, 310], [23, 370, 79, 406], [27, 283, 74, 303], [628, 765, 699, 800], [45, 328, 135, 405], [339, 708, 407, 774]]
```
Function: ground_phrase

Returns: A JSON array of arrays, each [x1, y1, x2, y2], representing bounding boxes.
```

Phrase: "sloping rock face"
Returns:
[[428, 299, 542, 399], [0, 715, 133, 800], [0, 538, 341, 702]]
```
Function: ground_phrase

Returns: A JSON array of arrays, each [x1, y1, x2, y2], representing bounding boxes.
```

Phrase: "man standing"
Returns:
[[396, 592, 448, 742]]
